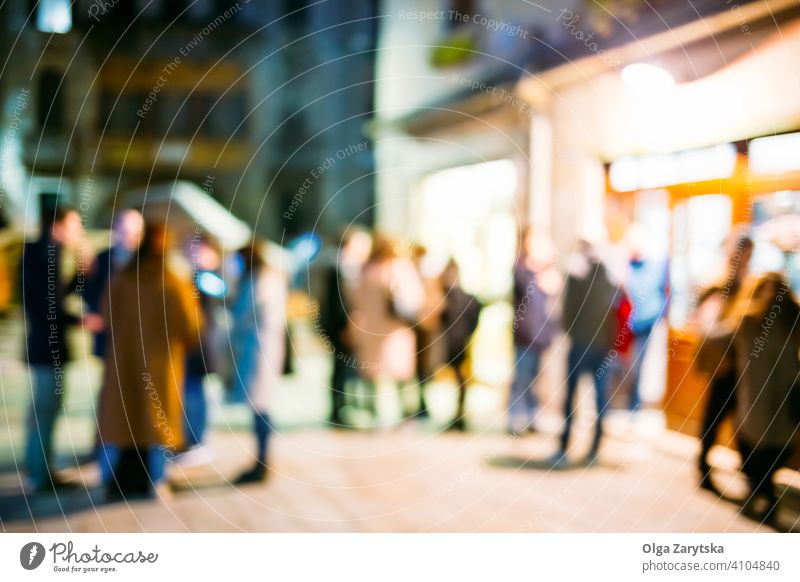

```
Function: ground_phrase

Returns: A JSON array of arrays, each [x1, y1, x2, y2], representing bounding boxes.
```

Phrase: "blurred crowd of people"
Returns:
[[21, 207, 286, 499], [16, 207, 800, 526]]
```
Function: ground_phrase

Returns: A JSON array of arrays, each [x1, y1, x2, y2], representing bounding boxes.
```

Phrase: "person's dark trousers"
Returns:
[[329, 348, 352, 424], [738, 438, 792, 524], [698, 366, 737, 474], [508, 347, 541, 433], [627, 327, 653, 411], [254, 410, 271, 467], [183, 374, 207, 448], [25, 365, 64, 490], [414, 328, 431, 417], [559, 344, 610, 455]]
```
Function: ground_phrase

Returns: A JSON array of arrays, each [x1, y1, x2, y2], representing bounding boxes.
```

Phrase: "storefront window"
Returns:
[[669, 194, 732, 328]]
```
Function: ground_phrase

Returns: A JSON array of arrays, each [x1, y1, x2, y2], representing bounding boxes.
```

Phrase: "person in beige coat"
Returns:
[[348, 234, 424, 424], [98, 224, 202, 498]]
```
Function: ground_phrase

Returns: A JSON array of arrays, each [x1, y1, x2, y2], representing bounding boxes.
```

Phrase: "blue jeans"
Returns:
[[98, 444, 167, 488], [25, 365, 64, 489], [508, 347, 541, 432], [628, 329, 653, 411], [559, 344, 610, 454], [183, 374, 207, 448]]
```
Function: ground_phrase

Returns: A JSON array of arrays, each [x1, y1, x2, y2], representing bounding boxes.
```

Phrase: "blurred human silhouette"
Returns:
[[21, 207, 86, 492], [692, 230, 753, 494], [508, 228, 560, 435], [439, 259, 482, 431], [554, 239, 618, 467], [622, 224, 669, 412], [411, 243, 445, 420], [318, 227, 371, 426], [98, 224, 201, 499], [726, 273, 800, 526], [230, 238, 287, 483], [84, 208, 144, 356], [180, 235, 225, 464], [348, 233, 425, 425]]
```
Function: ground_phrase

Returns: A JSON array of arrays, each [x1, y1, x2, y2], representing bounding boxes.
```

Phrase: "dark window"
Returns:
[[98, 90, 140, 134], [447, 0, 474, 30], [38, 69, 65, 131]]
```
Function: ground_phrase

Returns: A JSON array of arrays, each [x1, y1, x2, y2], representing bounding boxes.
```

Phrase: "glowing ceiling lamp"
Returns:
[[621, 63, 675, 93]]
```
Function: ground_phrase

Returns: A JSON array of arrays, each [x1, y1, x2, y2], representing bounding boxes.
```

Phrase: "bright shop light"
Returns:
[[36, 0, 72, 34], [621, 63, 675, 93], [609, 143, 737, 191], [748, 132, 800, 174]]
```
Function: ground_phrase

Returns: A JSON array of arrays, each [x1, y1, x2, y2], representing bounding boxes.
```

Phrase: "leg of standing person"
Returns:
[[698, 366, 737, 480], [508, 346, 540, 434], [329, 351, 348, 425], [556, 345, 584, 462], [447, 360, 468, 431], [415, 329, 430, 418], [628, 328, 652, 412], [588, 348, 610, 464], [24, 365, 64, 491], [183, 374, 207, 448], [235, 410, 271, 484]]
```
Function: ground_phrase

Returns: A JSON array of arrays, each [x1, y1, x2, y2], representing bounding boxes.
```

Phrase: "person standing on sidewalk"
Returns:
[[21, 207, 86, 492], [439, 260, 482, 431], [317, 227, 371, 426], [725, 273, 800, 526], [553, 239, 618, 467], [98, 224, 202, 499], [230, 238, 288, 483], [692, 231, 753, 494], [623, 224, 669, 412], [507, 228, 560, 436]]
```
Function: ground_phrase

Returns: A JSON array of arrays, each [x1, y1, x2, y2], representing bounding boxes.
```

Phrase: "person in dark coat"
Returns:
[[708, 272, 800, 526], [317, 228, 371, 426], [21, 207, 85, 492], [508, 228, 560, 435], [691, 231, 752, 494], [553, 239, 618, 467], [439, 260, 481, 431]]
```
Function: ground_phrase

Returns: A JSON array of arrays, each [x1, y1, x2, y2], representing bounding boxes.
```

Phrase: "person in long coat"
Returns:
[[98, 224, 201, 499], [348, 234, 425, 424], [727, 272, 800, 526], [230, 238, 287, 484]]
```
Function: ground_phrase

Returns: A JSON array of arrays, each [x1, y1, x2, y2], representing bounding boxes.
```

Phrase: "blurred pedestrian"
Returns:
[[21, 207, 85, 492], [318, 227, 371, 426], [728, 273, 800, 526], [349, 233, 425, 425], [83, 208, 144, 356], [554, 239, 618, 467], [623, 224, 669, 412], [230, 238, 287, 483], [692, 230, 753, 493], [439, 260, 482, 431], [180, 234, 226, 464], [411, 243, 445, 419], [508, 228, 560, 435], [98, 224, 201, 499]]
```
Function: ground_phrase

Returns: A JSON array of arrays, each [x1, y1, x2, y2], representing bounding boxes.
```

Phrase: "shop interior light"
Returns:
[[609, 143, 736, 191], [748, 132, 800, 174], [621, 63, 675, 92]]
